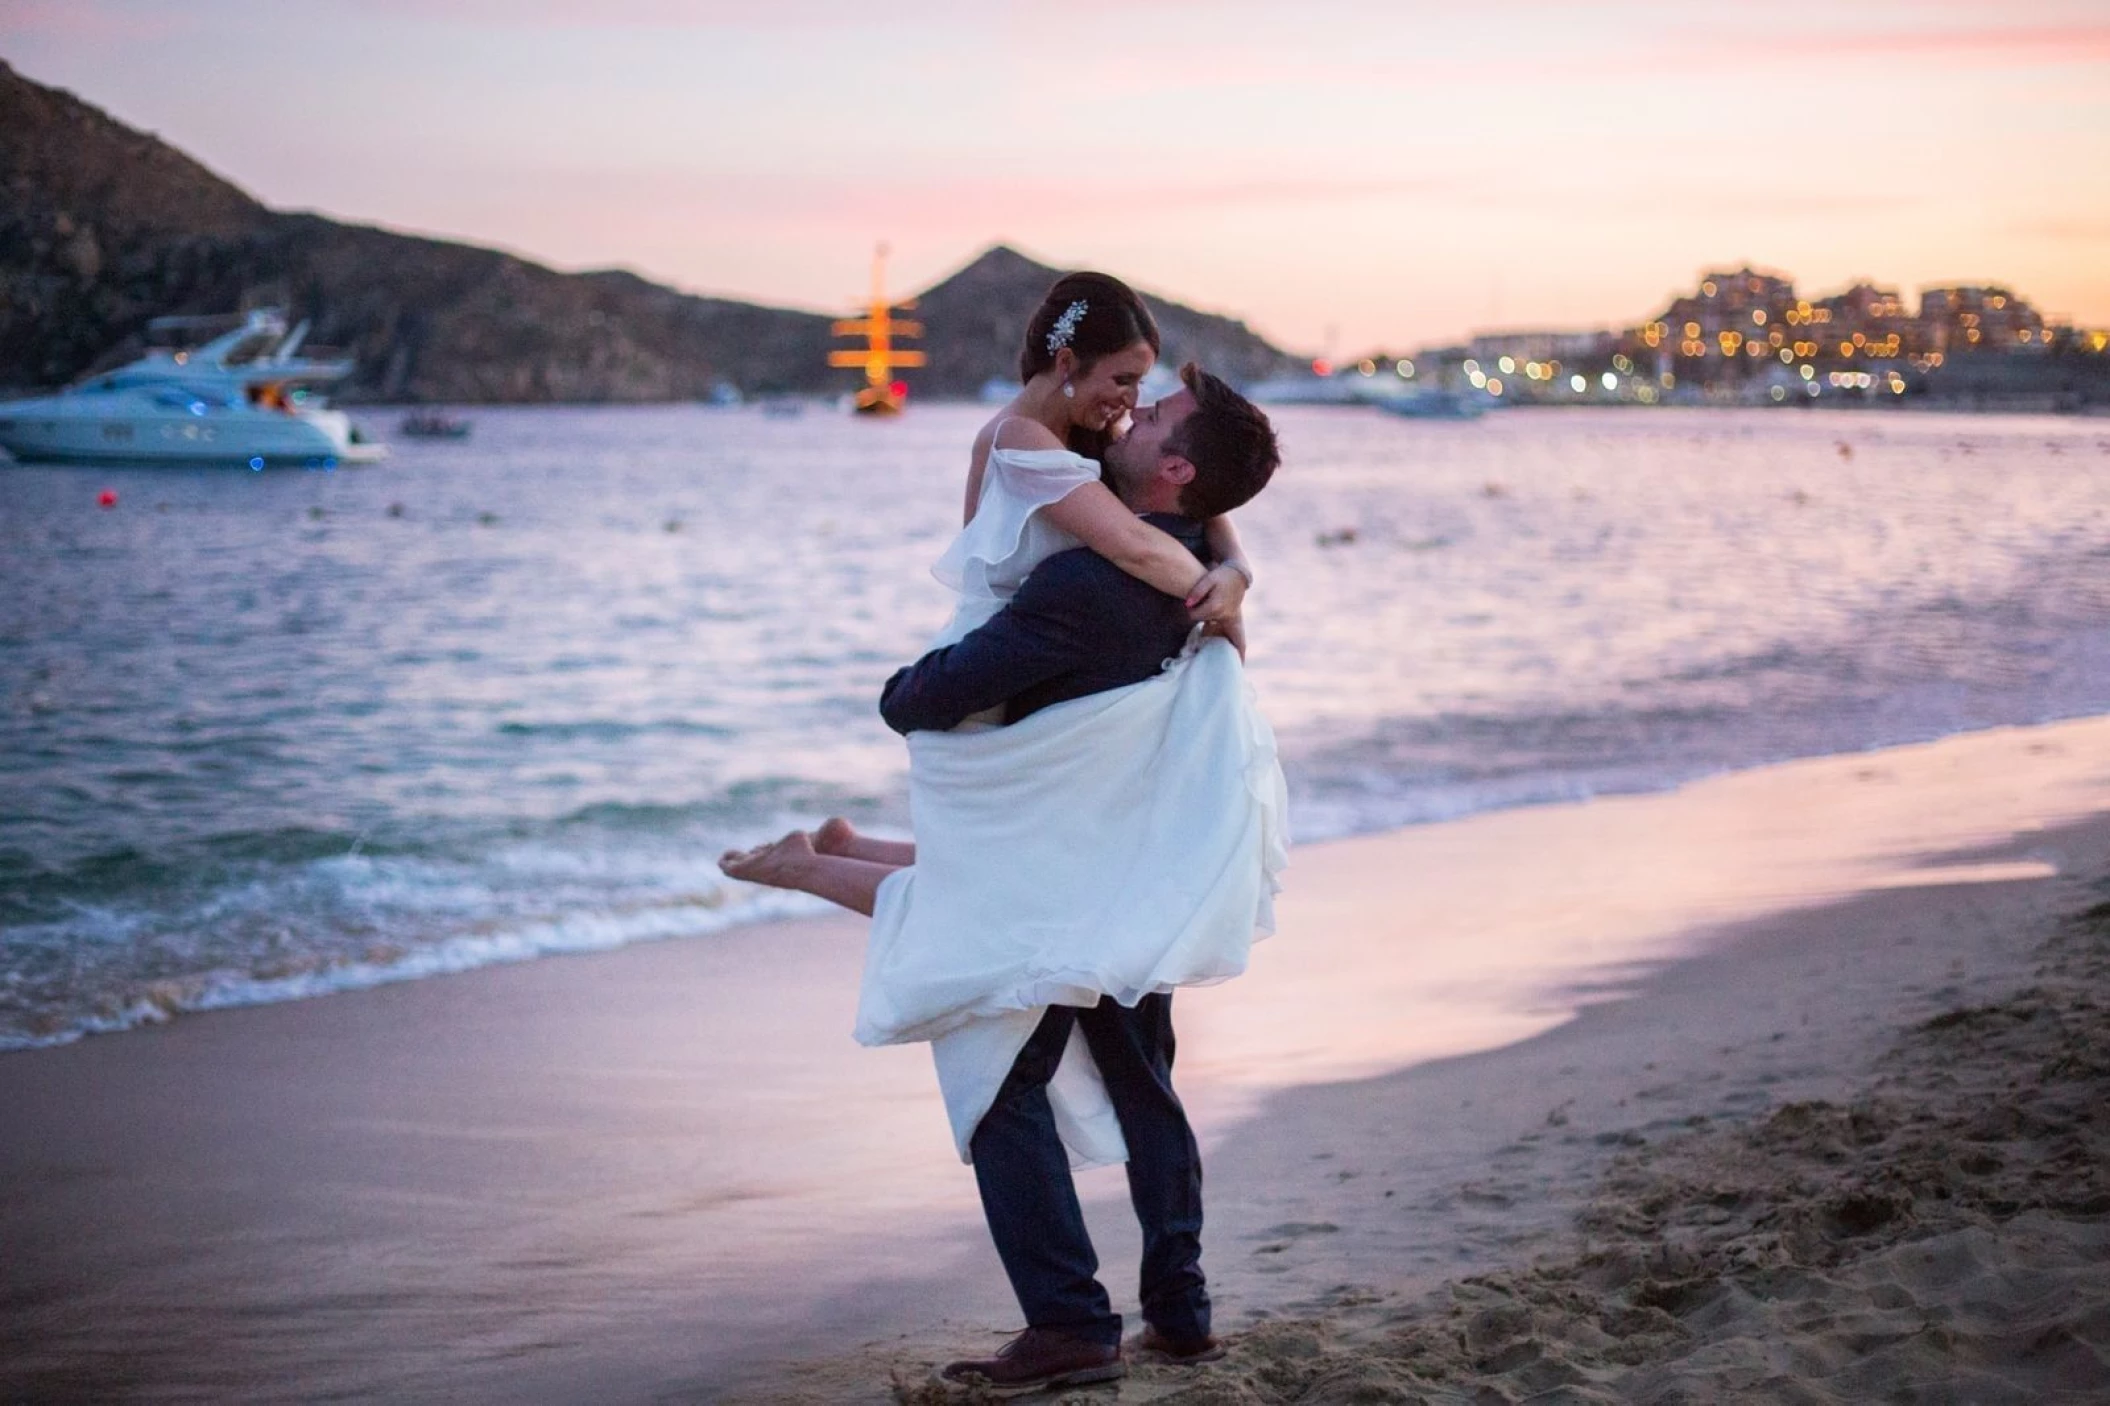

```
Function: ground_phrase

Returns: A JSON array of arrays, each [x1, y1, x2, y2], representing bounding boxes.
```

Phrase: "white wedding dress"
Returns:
[[854, 436, 1290, 1166]]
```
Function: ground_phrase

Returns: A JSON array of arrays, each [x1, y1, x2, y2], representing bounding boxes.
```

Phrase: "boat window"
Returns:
[[153, 389, 216, 413]]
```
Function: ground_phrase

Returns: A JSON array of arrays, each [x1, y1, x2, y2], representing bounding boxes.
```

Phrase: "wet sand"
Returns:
[[5, 717, 2110, 1403], [906, 828, 2109, 1404]]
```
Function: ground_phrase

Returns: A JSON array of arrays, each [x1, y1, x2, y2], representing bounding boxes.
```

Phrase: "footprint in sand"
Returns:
[[1251, 1222, 1339, 1271], [1257, 1221, 1341, 1240], [1458, 1185, 1517, 1209]]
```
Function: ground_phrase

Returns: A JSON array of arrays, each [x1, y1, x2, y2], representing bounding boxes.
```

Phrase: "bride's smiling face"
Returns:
[[1068, 340, 1156, 433]]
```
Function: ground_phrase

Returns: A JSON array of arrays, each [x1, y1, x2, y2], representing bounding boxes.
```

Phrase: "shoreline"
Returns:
[[14, 702, 2110, 1058], [5, 717, 2110, 1401]]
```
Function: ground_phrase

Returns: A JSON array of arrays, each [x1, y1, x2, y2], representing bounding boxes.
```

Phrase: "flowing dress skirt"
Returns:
[[855, 636, 1288, 1164]]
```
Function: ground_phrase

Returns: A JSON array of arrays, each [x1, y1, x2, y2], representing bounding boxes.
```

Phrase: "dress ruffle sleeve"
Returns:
[[932, 446, 1102, 599]]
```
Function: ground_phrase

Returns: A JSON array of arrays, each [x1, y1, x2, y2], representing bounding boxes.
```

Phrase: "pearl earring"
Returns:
[[1062, 381, 1074, 399]]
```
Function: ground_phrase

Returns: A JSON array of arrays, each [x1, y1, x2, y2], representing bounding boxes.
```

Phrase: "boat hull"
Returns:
[[1374, 391, 1487, 420], [0, 402, 382, 466]]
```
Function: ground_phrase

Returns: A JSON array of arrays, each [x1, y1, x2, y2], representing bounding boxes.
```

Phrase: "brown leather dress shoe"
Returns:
[[938, 1326, 1125, 1395], [1132, 1324, 1225, 1364]]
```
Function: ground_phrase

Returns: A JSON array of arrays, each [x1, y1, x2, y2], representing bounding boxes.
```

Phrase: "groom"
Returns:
[[879, 363, 1280, 1393]]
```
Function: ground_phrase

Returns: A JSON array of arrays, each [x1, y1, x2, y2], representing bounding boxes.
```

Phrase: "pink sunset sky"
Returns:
[[7, 0, 2108, 354]]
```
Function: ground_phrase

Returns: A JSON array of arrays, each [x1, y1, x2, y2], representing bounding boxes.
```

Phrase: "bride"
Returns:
[[721, 271, 1287, 1165]]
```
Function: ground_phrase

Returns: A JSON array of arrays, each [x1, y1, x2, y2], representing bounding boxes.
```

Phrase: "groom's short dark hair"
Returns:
[[1166, 363, 1280, 519]]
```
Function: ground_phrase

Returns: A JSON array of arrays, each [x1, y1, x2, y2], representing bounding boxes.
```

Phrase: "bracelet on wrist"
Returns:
[[1222, 559, 1254, 588]]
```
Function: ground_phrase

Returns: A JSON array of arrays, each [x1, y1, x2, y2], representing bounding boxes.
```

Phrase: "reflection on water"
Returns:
[[1184, 718, 2109, 1118]]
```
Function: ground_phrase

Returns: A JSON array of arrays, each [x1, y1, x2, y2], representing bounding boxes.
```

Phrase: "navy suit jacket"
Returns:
[[880, 513, 1209, 734]]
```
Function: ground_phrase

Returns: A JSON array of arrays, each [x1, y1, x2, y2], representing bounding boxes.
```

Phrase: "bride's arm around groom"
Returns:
[[883, 363, 1277, 735]]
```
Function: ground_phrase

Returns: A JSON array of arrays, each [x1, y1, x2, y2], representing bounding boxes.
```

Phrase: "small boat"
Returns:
[[398, 412, 471, 439], [1240, 375, 1368, 406], [830, 245, 923, 418], [853, 384, 906, 416], [0, 310, 386, 467]]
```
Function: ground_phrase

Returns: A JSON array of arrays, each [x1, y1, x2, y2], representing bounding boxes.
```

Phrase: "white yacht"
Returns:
[[1239, 373, 1369, 406], [0, 310, 385, 467]]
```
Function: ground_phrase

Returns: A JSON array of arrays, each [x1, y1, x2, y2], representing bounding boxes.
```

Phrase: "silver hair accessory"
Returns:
[[1044, 299, 1089, 356]]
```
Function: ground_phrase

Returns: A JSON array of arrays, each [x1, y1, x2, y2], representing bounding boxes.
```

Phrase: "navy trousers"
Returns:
[[967, 992, 1210, 1346]]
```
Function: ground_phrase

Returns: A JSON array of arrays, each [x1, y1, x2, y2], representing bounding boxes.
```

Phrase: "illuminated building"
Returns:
[[1407, 267, 2102, 409], [1918, 286, 2047, 354]]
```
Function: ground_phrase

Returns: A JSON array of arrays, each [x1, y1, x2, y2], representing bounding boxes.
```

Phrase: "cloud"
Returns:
[[0, 0, 191, 40], [342, 0, 993, 29], [1656, 20, 2110, 71], [424, 162, 1460, 226], [2010, 217, 2110, 241]]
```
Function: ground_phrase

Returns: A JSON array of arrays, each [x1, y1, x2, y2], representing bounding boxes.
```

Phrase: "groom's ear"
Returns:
[[1159, 453, 1197, 487]]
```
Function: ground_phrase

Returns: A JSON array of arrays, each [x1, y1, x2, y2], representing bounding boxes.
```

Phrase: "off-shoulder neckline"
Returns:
[[987, 442, 1094, 460]]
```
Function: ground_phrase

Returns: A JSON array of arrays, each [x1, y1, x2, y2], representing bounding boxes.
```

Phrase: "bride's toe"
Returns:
[[720, 840, 773, 872], [720, 830, 816, 885], [813, 817, 858, 855]]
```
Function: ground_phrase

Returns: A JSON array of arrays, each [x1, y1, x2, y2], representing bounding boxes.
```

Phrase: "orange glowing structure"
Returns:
[[829, 244, 925, 415]]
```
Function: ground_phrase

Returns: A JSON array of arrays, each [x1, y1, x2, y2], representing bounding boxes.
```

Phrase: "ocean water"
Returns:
[[2, 404, 2108, 1049]]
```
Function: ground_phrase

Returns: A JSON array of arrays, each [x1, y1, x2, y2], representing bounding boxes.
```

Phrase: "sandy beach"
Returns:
[[6, 716, 2110, 1403], [955, 857, 2108, 1406]]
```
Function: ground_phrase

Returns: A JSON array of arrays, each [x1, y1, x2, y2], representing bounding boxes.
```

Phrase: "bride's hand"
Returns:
[[1200, 613, 1248, 660], [1184, 562, 1249, 622]]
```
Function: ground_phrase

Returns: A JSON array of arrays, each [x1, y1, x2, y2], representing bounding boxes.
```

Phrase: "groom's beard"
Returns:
[[1098, 451, 1146, 510]]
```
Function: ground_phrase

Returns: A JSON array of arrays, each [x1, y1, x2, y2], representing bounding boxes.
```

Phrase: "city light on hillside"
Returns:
[[1320, 264, 2097, 412]]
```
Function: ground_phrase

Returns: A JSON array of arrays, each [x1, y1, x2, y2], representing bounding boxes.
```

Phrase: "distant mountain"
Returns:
[[0, 60, 836, 401], [908, 245, 1298, 397], [0, 61, 1294, 403]]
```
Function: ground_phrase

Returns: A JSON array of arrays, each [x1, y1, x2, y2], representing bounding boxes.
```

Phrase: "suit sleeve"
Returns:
[[879, 556, 1102, 735]]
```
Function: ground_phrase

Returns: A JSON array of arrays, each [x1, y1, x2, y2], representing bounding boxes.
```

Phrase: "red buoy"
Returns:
[[98, 489, 118, 508]]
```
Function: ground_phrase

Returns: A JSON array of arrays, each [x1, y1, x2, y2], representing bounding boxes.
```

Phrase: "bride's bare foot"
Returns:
[[812, 817, 860, 857], [719, 830, 821, 890]]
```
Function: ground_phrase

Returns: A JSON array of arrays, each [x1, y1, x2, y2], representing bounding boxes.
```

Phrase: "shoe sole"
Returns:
[[1135, 1343, 1226, 1365], [937, 1361, 1127, 1396]]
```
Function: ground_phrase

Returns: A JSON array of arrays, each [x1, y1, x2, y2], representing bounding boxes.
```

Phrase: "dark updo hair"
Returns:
[[1019, 272, 1161, 459], [1164, 363, 1280, 519]]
